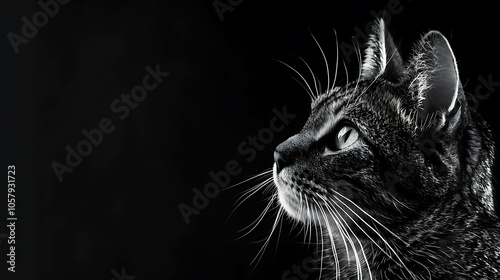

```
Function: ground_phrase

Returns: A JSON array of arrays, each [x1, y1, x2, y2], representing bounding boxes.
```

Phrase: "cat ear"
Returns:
[[360, 18, 404, 82], [408, 31, 461, 128]]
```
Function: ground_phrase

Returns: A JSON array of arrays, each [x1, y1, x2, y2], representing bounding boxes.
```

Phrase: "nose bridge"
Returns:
[[274, 134, 310, 173], [275, 134, 306, 157]]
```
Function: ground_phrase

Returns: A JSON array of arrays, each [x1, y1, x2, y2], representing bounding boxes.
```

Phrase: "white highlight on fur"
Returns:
[[315, 113, 340, 141], [423, 31, 459, 113], [361, 19, 387, 80]]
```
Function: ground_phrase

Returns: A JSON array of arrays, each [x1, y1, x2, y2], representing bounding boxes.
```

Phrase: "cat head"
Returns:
[[272, 19, 485, 231]]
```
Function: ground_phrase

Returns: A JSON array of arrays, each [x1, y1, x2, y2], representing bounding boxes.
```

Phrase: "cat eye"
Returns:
[[335, 125, 359, 149], [323, 124, 360, 154]]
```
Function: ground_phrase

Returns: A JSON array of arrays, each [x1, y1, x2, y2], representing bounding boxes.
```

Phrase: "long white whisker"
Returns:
[[318, 196, 352, 263], [352, 38, 363, 94], [331, 189, 408, 245], [331, 190, 418, 280], [343, 60, 350, 89], [356, 67, 382, 101], [331, 29, 340, 93], [323, 202, 364, 280], [314, 201, 327, 280], [344, 38, 364, 111], [250, 206, 285, 268], [224, 168, 273, 191], [235, 194, 276, 239], [227, 177, 274, 223], [275, 59, 315, 100], [314, 74, 323, 98], [330, 197, 393, 258], [312, 197, 341, 280], [310, 31, 331, 95], [232, 176, 273, 209], [295, 55, 321, 99], [317, 195, 364, 280], [318, 212, 325, 280], [292, 77, 315, 100], [274, 210, 285, 257], [327, 197, 376, 280], [298, 196, 311, 246], [303, 194, 314, 245]]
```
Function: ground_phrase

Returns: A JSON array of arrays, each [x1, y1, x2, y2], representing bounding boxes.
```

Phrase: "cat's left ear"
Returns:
[[360, 19, 404, 82], [408, 31, 462, 130]]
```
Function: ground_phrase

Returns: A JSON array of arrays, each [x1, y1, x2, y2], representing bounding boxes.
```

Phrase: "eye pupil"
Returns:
[[338, 127, 353, 144], [334, 125, 359, 150], [323, 123, 360, 155]]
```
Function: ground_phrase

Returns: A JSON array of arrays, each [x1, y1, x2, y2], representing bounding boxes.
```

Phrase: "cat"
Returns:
[[272, 19, 500, 279]]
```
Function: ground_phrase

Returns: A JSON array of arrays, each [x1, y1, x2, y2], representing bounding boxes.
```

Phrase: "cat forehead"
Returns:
[[305, 85, 363, 139], [311, 80, 376, 108], [305, 81, 413, 138], [305, 99, 342, 140], [310, 81, 377, 117]]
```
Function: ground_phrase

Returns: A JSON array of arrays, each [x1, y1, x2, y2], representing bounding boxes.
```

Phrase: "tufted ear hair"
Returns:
[[407, 31, 462, 130], [360, 18, 404, 82]]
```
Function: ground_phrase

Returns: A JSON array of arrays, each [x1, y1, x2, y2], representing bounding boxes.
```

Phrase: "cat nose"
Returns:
[[274, 134, 306, 173], [274, 151, 291, 174]]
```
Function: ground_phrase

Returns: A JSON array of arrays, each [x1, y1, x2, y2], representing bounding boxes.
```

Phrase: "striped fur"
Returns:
[[273, 19, 500, 279]]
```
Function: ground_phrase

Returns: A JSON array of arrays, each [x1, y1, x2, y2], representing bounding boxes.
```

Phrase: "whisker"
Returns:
[[314, 74, 323, 98], [235, 194, 277, 240], [292, 77, 316, 100], [353, 55, 385, 104], [314, 201, 326, 280], [327, 197, 378, 280], [275, 59, 315, 100], [310, 31, 331, 95], [224, 168, 273, 191], [312, 197, 342, 280], [331, 189, 409, 246], [331, 190, 418, 280], [352, 38, 363, 94], [294, 55, 321, 99], [318, 196, 352, 263], [274, 210, 285, 257], [306, 196, 318, 244], [344, 38, 364, 111], [343, 60, 349, 89], [250, 205, 285, 269], [329, 196, 393, 258], [317, 196, 364, 280], [227, 176, 274, 223], [331, 29, 340, 93], [302, 193, 314, 245], [232, 176, 273, 209]]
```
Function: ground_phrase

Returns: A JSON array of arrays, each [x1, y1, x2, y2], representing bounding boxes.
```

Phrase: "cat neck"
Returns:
[[461, 110, 496, 216], [319, 190, 499, 279]]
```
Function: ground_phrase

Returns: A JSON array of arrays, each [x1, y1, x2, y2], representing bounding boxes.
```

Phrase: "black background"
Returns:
[[2, 0, 500, 279]]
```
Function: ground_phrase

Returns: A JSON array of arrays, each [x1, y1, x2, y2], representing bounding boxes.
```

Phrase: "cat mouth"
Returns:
[[273, 163, 331, 224], [273, 163, 303, 220], [273, 164, 363, 227]]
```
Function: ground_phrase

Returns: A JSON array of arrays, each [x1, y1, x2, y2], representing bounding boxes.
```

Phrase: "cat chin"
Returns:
[[273, 163, 303, 221], [273, 163, 325, 224]]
